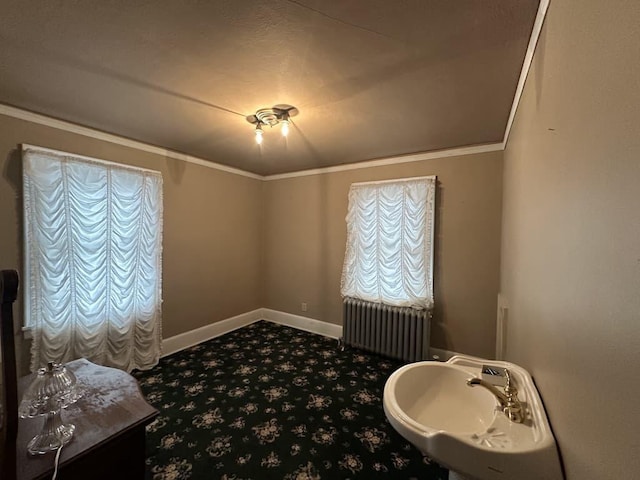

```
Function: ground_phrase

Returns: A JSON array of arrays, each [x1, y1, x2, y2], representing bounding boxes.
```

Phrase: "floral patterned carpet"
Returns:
[[133, 320, 448, 479]]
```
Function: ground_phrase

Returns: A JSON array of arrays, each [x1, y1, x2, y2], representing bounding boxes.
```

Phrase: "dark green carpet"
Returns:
[[133, 320, 448, 479]]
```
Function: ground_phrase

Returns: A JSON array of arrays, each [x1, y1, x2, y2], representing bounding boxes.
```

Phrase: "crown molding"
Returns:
[[1, 0, 549, 184], [1, 102, 504, 181], [262, 143, 503, 181], [0, 103, 263, 180], [502, 0, 550, 148]]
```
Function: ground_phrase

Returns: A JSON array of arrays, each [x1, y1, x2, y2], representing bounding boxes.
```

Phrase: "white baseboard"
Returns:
[[161, 308, 342, 357], [261, 309, 343, 339], [161, 309, 263, 357]]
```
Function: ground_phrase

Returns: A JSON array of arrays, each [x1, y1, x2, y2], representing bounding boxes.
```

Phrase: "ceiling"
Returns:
[[0, 1, 540, 176]]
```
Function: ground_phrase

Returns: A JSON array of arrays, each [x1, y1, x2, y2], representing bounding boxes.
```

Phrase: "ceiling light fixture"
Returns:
[[246, 105, 298, 145], [280, 111, 290, 137]]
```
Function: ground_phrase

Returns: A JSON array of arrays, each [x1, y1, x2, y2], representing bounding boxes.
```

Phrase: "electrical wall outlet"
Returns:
[[301, 302, 308, 312]]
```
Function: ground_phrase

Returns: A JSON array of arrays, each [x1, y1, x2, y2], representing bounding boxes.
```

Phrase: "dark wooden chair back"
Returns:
[[1, 269, 19, 480]]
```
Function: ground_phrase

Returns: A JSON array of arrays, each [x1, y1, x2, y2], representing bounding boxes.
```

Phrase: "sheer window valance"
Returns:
[[23, 145, 163, 372], [340, 176, 436, 309]]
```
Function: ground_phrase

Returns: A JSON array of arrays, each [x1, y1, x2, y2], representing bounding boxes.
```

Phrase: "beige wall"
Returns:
[[264, 151, 503, 358], [500, 1, 640, 478], [1, 111, 503, 366], [0, 114, 263, 374]]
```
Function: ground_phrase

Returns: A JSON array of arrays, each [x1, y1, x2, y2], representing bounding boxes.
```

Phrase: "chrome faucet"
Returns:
[[467, 369, 524, 423]]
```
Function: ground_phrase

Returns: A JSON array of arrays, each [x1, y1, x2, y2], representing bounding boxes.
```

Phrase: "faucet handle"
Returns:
[[481, 365, 507, 386], [502, 369, 525, 423], [504, 369, 512, 386], [504, 369, 517, 394]]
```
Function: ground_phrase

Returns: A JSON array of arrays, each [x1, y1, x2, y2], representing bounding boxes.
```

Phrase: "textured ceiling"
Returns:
[[0, 1, 539, 175]]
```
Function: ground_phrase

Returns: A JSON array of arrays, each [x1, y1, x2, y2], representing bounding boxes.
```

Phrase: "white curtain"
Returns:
[[340, 176, 435, 309], [23, 145, 163, 372]]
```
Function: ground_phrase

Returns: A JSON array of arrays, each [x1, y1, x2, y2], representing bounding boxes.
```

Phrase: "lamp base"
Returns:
[[27, 410, 76, 455]]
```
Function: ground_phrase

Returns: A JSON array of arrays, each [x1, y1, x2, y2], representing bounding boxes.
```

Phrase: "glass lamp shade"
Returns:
[[19, 362, 83, 454], [281, 119, 290, 137]]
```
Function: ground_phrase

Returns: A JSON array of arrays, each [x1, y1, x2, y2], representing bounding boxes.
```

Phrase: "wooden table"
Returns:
[[16, 358, 158, 480]]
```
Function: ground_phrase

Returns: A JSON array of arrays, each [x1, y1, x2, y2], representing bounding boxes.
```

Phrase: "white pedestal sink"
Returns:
[[383, 355, 564, 480]]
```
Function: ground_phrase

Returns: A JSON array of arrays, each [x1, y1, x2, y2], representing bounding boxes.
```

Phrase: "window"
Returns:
[[23, 145, 163, 372], [340, 176, 435, 309]]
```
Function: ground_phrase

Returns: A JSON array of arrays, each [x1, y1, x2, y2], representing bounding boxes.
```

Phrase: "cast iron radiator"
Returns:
[[342, 297, 431, 362]]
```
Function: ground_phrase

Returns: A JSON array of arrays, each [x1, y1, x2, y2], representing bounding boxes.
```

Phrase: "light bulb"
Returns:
[[255, 125, 263, 145], [281, 119, 290, 137]]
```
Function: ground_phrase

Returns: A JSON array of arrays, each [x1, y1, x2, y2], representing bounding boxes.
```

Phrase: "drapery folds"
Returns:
[[23, 145, 163, 372], [340, 176, 435, 309]]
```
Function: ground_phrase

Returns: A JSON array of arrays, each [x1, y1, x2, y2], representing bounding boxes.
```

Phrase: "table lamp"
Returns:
[[18, 362, 83, 455]]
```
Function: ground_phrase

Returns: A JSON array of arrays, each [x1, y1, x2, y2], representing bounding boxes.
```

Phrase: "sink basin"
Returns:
[[392, 362, 497, 435], [383, 355, 563, 480]]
